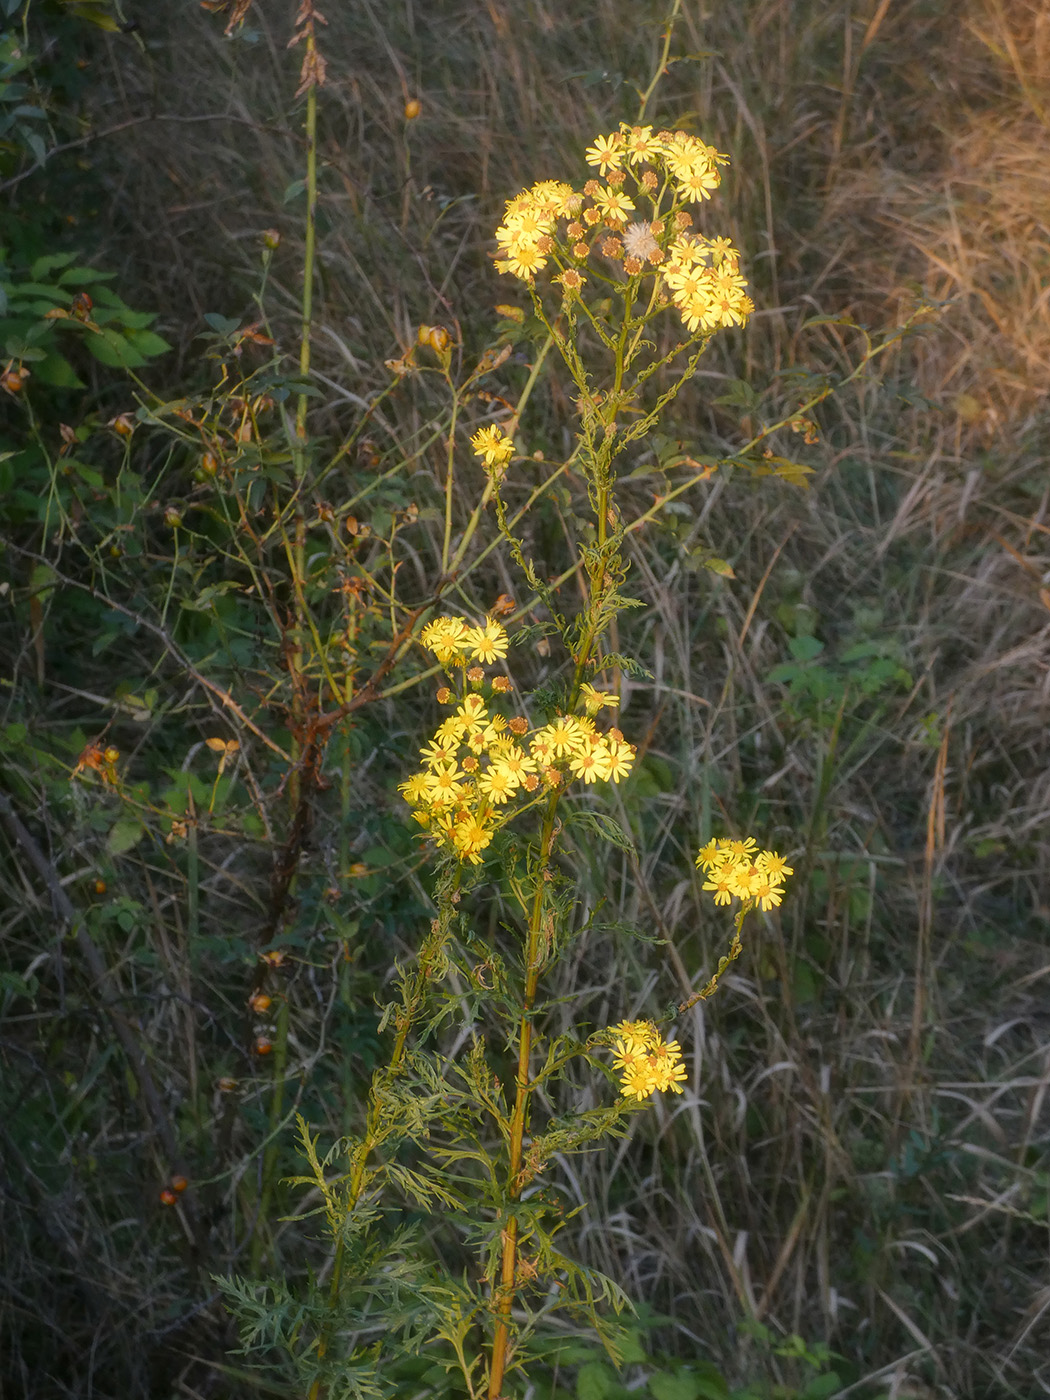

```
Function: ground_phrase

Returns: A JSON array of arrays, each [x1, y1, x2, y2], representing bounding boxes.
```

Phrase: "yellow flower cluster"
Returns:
[[661, 233, 751, 334], [609, 1020, 687, 1100], [400, 617, 636, 864], [492, 122, 753, 337], [695, 838, 794, 912]]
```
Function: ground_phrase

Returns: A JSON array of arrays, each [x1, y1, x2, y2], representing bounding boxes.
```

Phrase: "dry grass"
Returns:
[[4, 0, 1050, 1396]]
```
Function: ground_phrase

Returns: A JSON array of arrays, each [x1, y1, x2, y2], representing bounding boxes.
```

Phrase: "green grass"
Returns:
[[2, 1, 1050, 1397]]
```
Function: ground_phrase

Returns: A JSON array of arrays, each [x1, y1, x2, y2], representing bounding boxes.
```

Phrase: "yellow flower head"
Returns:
[[466, 618, 509, 664], [470, 425, 515, 468], [580, 682, 619, 715], [421, 616, 472, 664]]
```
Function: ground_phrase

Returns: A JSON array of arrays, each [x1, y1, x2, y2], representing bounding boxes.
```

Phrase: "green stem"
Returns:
[[636, 0, 683, 123], [251, 995, 290, 1274], [488, 792, 561, 1399]]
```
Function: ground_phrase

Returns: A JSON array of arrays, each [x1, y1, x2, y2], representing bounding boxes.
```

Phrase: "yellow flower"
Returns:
[[451, 814, 495, 864], [457, 694, 489, 732], [620, 1061, 659, 1100], [541, 716, 586, 759], [702, 869, 736, 906], [611, 1019, 659, 1053], [594, 186, 635, 226], [398, 771, 431, 805], [757, 850, 793, 880], [568, 739, 613, 784], [466, 618, 509, 663], [495, 743, 537, 784], [580, 682, 619, 715], [603, 736, 635, 783], [497, 239, 548, 281], [478, 763, 519, 804], [621, 124, 664, 165], [470, 425, 515, 468], [695, 839, 722, 871], [424, 762, 468, 804], [434, 715, 469, 746], [421, 616, 472, 663], [585, 132, 624, 175]]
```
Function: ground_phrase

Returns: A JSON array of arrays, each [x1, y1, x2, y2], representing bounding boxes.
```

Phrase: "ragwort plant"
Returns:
[[224, 118, 794, 1400]]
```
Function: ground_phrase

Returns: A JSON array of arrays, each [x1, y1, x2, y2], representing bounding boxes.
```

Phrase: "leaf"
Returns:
[[31, 353, 84, 387], [85, 327, 147, 368], [788, 634, 824, 662], [125, 328, 172, 358], [56, 265, 117, 286], [577, 1361, 623, 1400], [711, 377, 758, 410], [770, 457, 815, 488], [203, 311, 242, 336], [30, 252, 76, 281], [703, 556, 735, 578], [649, 1369, 730, 1400], [107, 817, 145, 855], [566, 809, 636, 855]]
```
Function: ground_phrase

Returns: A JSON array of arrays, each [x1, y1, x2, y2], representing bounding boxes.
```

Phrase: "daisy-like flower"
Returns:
[[676, 291, 721, 335], [757, 850, 794, 880], [621, 124, 664, 165], [676, 166, 721, 203], [495, 743, 537, 784], [398, 771, 431, 805], [750, 876, 784, 912], [541, 715, 585, 758], [419, 735, 459, 767], [568, 739, 613, 784], [695, 838, 723, 870], [585, 132, 624, 175], [665, 234, 710, 271], [434, 715, 468, 746], [421, 616, 471, 664], [603, 735, 636, 783], [424, 762, 467, 804], [470, 425, 515, 468], [620, 1060, 660, 1100], [466, 618, 509, 663], [593, 186, 636, 226], [501, 241, 548, 281], [702, 866, 737, 906], [724, 837, 757, 858], [457, 694, 489, 732], [580, 682, 619, 715], [478, 762, 519, 804], [452, 815, 494, 864]]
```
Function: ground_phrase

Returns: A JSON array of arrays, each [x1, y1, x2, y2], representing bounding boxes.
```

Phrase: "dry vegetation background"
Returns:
[[3, 0, 1050, 1397]]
